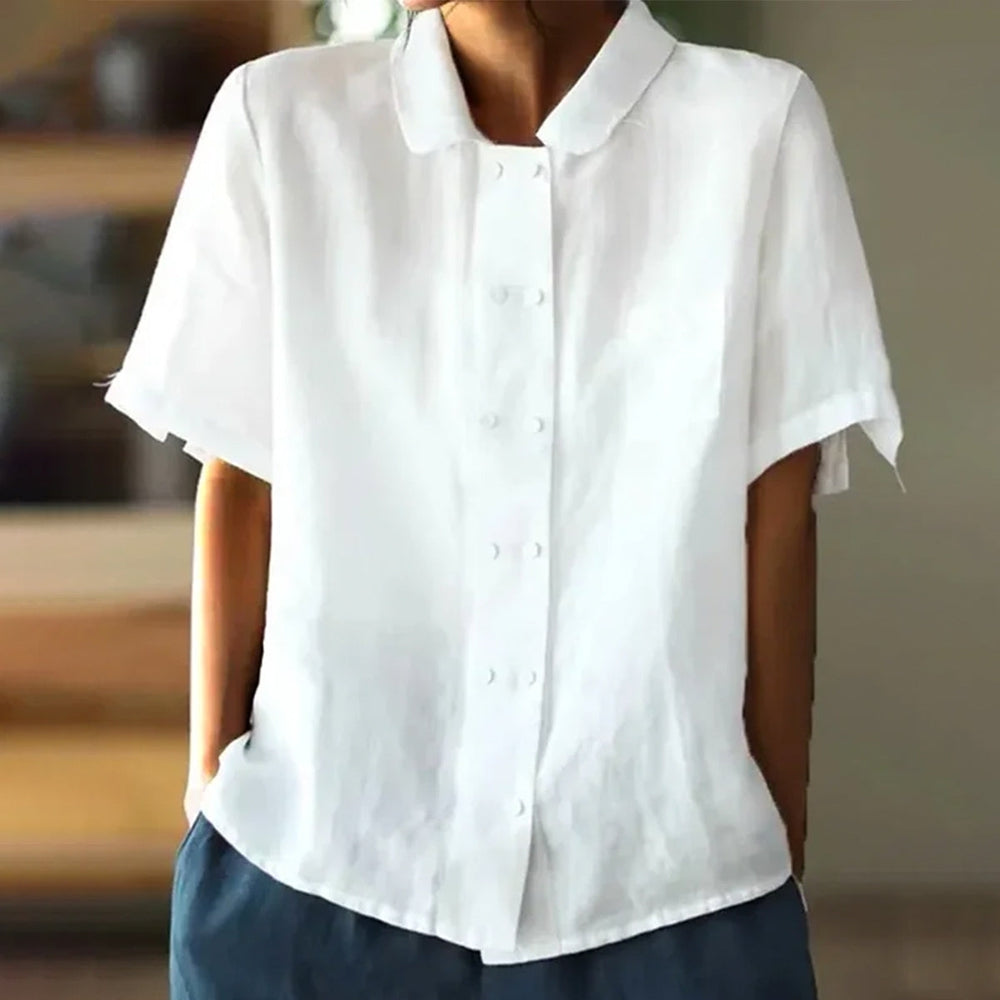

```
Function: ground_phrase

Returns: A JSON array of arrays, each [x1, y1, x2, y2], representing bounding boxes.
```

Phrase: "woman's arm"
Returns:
[[184, 458, 271, 824], [744, 443, 821, 880]]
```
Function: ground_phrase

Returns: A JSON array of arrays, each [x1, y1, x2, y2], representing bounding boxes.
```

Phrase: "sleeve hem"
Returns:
[[104, 370, 272, 483], [747, 383, 903, 496]]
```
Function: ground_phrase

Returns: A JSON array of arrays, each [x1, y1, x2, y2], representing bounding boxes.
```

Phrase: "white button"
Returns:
[[527, 541, 544, 559], [486, 668, 496, 685], [527, 671, 538, 686], [480, 412, 499, 429], [533, 163, 547, 179], [494, 161, 504, 178], [491, 285, 508, 304], [529, 416, 545, 434], [531, 288, 546, 305], [489, 542, 500, 560], [514, 799, 526, 817]]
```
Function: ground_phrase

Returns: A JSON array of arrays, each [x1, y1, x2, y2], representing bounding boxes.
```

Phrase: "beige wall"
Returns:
[[747, 1, 1000, 886]]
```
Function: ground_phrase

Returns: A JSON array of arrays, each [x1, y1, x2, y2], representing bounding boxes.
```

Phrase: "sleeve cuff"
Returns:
[[104, 370, 272, 483], [748, 383, 904, 496]]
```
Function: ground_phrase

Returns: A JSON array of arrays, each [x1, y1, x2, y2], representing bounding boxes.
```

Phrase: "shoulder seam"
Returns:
[[754, 66, 808, 285], [774, 66, 808, 157], [239, 61, 265, 165], [762, 66, 808, 207]]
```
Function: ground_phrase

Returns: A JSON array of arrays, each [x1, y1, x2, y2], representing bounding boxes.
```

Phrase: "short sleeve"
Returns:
[[103, 62, 272, 482], [748, 69, 904, 496]]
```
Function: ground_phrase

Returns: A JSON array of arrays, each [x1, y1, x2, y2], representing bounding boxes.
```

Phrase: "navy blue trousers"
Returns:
[[170, 813, 818, 1000]]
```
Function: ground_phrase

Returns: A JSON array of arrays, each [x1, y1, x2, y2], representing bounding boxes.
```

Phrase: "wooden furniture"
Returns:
[[0, 1, 314, 895], [0, 134, 196, 216], [1, 1, 304, 82], [0, 509, 196, 893], [1, 603, 190, 729], [1, 729, 189, 895], [1, 0, 315, 215]]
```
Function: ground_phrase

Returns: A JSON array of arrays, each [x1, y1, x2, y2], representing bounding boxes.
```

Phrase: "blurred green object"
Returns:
[[311, 0, 403, 42]]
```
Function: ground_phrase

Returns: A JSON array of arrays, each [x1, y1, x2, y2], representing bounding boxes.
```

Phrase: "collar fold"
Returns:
[[390, 0, 678, 155]]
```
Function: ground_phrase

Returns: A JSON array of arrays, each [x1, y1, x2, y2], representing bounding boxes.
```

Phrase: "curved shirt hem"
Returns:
[[481, 870, 794, 964], [199, 795, 791, 966]]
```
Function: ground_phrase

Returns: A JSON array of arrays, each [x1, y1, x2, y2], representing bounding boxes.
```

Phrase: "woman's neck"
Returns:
[[436, 0, 629, 145]]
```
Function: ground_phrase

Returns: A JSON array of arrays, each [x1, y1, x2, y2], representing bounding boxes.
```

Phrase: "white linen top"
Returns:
[[104, 0, 903, 965]]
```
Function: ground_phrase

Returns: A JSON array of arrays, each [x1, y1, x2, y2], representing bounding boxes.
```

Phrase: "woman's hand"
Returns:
[[183, 763, 218, 826]]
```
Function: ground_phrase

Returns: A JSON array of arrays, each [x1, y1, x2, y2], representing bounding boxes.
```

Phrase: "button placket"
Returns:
[[451, 144, 555, 946]]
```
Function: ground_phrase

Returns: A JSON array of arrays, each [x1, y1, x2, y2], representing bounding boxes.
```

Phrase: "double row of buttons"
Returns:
[[491, 285, 546, 306], [485, 668, 539, 687], [493, 160, 547, 180], [480, 412, 545, 433], [486, 152, 547, 827], [488, 540, 544, 560]]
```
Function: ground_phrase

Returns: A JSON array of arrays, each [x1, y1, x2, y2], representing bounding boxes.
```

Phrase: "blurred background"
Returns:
[[0, 1, 996, 998]]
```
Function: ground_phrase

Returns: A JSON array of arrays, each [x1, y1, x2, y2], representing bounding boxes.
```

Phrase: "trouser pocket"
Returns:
[[169, 817, 298, 1000], [174, 812, 204, 861]]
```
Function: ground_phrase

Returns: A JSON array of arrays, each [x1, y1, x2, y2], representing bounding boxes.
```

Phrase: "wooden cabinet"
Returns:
[[0, 0, 316, 898], [0, 0, 315, 214], [1, 603, 189, 729], [0, 510, 196, 893], [0, 604, 192, 893], [0, 1, 312, 892], [0, 133, 197, 215], [1, 729, 189, 894]]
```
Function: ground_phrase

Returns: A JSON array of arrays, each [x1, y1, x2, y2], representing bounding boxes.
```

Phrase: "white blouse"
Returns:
[[105, 0, 903, 965]]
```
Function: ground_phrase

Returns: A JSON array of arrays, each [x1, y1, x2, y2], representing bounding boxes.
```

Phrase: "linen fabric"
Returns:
[[106, 0, 902, 965]]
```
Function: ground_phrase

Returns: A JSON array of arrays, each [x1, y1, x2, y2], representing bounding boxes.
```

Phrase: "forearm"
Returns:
[[188, 458, 271, 790], [744, 447, 819, 879]]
